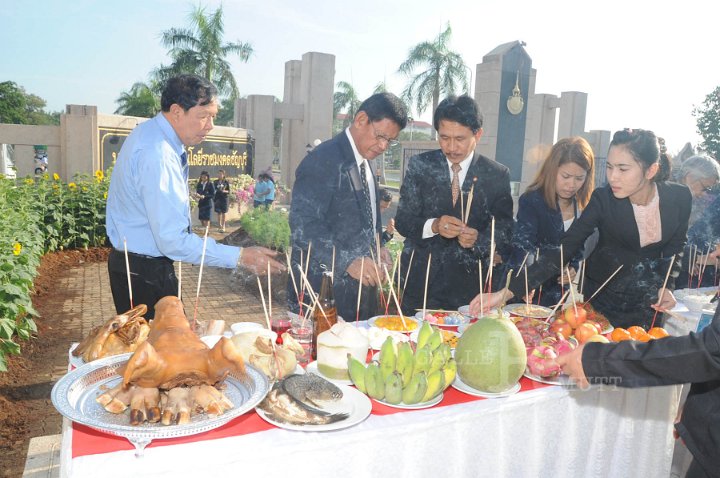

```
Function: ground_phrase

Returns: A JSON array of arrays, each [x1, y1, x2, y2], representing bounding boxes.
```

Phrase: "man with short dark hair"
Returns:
[[395, 95, 513, 312], [106, 74, 283, 319], [289, 92, 408, 321]]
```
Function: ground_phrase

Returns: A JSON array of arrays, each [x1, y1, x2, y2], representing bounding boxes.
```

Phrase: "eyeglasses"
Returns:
[[372, 124, 400, 148]]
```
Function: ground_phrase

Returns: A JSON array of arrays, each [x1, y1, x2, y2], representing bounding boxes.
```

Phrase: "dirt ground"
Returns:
[[0, 247, 110, 478]]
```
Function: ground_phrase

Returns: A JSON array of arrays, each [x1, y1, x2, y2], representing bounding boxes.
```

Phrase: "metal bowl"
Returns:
[[51, 353, 269, 455]]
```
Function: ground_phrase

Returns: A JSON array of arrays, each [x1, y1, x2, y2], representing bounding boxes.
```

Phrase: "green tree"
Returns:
[[153, 5, 253, 99], [398, 23, 468, 139], [114, 82, 159, 117], [333, 81, 361, 133], [215, 97, 237, 126], [693, 86, 720, 161], [0, 81, 60, 125]]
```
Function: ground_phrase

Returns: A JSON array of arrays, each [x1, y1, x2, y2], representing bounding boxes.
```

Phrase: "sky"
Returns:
[[2, 0, 717, 154]]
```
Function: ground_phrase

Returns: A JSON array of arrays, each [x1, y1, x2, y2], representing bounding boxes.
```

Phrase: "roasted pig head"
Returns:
[[73, 304, 149, 362], [120, 296, 246, 389]]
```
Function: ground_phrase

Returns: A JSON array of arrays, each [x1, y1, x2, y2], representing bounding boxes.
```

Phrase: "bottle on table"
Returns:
[[311, 271, 337, 360]]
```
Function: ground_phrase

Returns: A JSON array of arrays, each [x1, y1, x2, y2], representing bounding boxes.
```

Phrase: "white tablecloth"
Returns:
[[61, 383, 681, 478]]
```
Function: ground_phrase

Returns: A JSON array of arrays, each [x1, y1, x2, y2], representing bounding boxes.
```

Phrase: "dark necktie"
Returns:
[[360, 160, 373, 229], [451, 163, 461, 206]]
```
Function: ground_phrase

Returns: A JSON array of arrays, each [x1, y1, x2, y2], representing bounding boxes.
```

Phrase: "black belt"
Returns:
[[111, 248, 172, 263]]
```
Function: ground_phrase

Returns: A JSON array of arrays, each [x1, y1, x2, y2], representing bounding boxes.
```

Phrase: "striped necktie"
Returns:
[[360, 160, 373, 229], [451, 163, 461, 206]]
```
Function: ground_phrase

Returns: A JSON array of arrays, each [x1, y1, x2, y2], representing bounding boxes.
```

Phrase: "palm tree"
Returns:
[[114, 82, 159, 117], [397, 23, 468, 139], [153, 5, 253, 99], [333, 81, 361, 131]]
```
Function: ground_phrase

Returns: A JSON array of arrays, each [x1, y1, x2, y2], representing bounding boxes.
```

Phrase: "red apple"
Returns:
[[574, 322, 599, 344], [585, 320, 603, 334], [563, 306, 587, 329]]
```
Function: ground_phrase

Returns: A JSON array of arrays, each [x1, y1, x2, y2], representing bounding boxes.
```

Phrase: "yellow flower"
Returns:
[[25, 178, 34, 185], [13, 243, 22, 256], [68, 182, 77, 189], [94, 170, 104, 181], [53, 173, 60, 181], [82, 186, 88, 192], [104, 192, 108, 199], [52, 184, 60, 190]]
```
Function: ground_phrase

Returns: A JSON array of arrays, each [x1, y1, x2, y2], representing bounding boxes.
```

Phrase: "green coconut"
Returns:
[[455, 315, 527, 393]]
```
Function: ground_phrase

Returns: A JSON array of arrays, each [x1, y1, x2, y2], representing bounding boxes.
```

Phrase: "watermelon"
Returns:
[[455, 315, 527, 392]]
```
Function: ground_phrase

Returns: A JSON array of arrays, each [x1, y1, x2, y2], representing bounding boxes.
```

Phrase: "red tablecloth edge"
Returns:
[[71, 377, 550, 458]]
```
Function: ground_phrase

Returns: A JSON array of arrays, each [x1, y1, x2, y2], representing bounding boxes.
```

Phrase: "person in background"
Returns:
[[288, 92, 408, 322], [263, 173, 276, 209], [472, 129, 691, 330], [554, 303, 720, 478], [106, 74, 283, 319], [395, 95, 514, 313], [195, 170, 215, 230], [253, 173, 269, 208], [213, 169, 230, 232], [509, 137, 595, 306], [379, 188, 396, 245], [672, 154, 720, 287]]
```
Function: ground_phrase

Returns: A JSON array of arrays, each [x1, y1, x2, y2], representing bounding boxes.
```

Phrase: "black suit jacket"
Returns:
[[510, 182, 692, 328], [288, 131, 381, 321], [582, 304, 720, 476], [395, 150, 514, 312]]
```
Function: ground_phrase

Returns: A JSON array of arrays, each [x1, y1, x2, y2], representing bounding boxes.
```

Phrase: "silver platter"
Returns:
[[51, 353, 269, 455]]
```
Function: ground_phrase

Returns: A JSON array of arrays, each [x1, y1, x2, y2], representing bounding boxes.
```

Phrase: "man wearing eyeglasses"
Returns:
[[288, 93, 408, 321], [395, 95, 514, 313]]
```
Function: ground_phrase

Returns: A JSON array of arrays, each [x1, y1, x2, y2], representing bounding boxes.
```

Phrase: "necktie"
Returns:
[[360, 160, 373, 229], [451, 163, 461, 206], [181, 152, 191, 232]]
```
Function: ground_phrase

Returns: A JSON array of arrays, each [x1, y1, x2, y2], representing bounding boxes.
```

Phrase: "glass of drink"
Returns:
[[289, 313, 313, 366], [270, 315, 291, 344]]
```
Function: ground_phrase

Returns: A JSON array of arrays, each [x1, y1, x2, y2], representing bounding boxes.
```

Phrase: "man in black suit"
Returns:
[[288, 93, 408, 321], [395, 95, 514, 313]]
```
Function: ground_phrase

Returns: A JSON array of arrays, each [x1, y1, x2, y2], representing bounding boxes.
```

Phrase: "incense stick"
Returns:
[[579, 259, 586, 295], [400, 249, 415, 304], [464, 183, 475, 223], [460, 191, 465, 225], [698, 245, 711, 289], [559, 244, 565, 295], [516, 252, 530, 278], [566, 267, 577, 315], [651, 254, 676, 328], [177, 261, 182, 300], [478, 259, 484, 314], [383, 265, 408, 329], [524, 264, 530, 307], [123, 238, 133, 308], [586, 265, 624, 303], [544, 289, 571, 322], [422, 253, 432, 316], [331, 246, 336, 283], [486, 217, 495, 294], [356, 259, 364, 324], [192, 225, 210, 329]]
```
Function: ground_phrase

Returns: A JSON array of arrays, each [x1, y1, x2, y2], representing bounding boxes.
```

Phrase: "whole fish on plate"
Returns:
[[257, 373, 347, 425]]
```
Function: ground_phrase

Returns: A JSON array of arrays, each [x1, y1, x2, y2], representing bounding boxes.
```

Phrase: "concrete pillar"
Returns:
[[244, 95, 275, 175], [234, 98, 248, 129], [300, 52, 334, 149], [557, 92, 588, 139], [581, 129, 611, 187], [520, 93, 558, 192], [281, 60, 304, 189], [61, 105, 99, 179]]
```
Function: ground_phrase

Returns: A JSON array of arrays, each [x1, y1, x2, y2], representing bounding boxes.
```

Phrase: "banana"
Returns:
[[437, 343, 452, 365], [413, 346, 432, 376], [428, 346, 448, 375], [422, 369, 445, 402], [364, 362, 385, 400], [396, 341, 414, 387], [378, 336, 397, 381], [347, 354, 367, 393], [416, 320, 433, 349], [442, 358, 457, 389], [402, 371, 428, 405], [384, 371, 403, 404], [427, 329, 443, 352]]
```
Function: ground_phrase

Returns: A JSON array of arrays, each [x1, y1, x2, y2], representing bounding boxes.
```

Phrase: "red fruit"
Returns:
[[585, 320, 603, 334], [563, 307, 587, 329], [574, 322, 599, 344], [550, 318, 573, 339]]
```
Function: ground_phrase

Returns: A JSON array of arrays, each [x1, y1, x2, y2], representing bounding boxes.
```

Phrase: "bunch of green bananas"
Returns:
[[347, 321, 456, 405]]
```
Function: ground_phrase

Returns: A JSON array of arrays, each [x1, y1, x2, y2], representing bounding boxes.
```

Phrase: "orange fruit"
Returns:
[[648, 327, 670, 339], [628, 326, 650, 342], [611, 328, 632, 342]]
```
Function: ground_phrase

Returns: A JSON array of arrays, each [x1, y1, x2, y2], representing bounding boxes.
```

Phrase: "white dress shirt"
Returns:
[[346, 128, 377, 229]]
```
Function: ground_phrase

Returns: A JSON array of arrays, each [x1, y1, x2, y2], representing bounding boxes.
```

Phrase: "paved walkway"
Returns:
[[23, 226, 281, 477]]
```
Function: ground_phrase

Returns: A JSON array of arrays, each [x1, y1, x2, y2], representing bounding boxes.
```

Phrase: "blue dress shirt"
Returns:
[[106, 113, 240, 268]]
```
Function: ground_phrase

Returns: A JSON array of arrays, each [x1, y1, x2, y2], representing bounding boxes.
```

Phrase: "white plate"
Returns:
[[457, 306, 510, 320], [372, 392, 443, 409], [452, 375, 521, 398], [523, 371, 568, 386], [413, 311, 469, 328], [367, 315, 419, 333], [255, 384, 371, 432], [502, 303, 554, 319], [305, 361, 353, 386]]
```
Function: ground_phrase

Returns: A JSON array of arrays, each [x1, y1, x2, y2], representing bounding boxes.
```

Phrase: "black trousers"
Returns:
[[108, 249, 179, 319]]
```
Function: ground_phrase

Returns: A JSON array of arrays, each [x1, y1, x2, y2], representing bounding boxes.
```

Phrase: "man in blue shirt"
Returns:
[[106, 74, 283, 318]]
